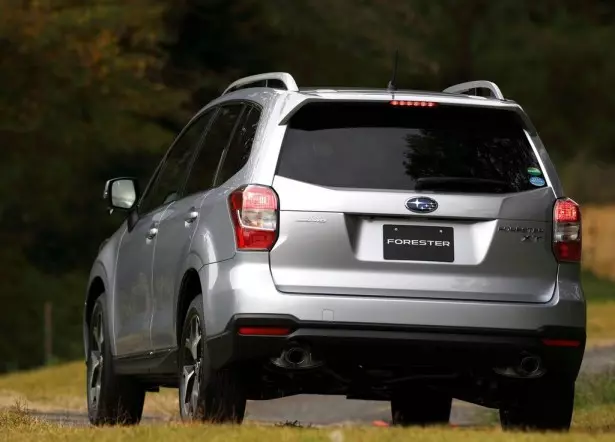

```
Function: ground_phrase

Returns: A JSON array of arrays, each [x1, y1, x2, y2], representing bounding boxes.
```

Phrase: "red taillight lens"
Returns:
[[542, 338, 581, 348], [553, 198, 581, 262], [390, 100, 437, 107], [229, 184, 278, 250], [555, 200, 580, 223], [238, 327, 291, 336]]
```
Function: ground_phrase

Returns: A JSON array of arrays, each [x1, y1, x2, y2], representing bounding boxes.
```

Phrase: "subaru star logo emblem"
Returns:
[[405, 197, 438, 214]]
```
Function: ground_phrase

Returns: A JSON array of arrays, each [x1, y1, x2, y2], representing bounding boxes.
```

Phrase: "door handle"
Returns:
[[185, 208, 199, 224], [146, 226, 158, 240]]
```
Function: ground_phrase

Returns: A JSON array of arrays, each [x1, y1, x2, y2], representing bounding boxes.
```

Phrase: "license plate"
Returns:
[[383, 225, 454, 262]]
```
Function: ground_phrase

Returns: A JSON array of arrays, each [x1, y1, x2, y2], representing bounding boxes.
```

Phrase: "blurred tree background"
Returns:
[[0, 0, 613, 371]]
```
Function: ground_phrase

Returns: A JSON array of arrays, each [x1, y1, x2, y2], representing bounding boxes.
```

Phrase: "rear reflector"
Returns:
[[553, 198, 582, 262], [542, 339, 581, 348], [390, 100, 437, 107], [238, 327, 291, 336], [229, 185, 279, 251]]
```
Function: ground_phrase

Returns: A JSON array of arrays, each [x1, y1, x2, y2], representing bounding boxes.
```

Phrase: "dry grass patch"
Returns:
[[574, 404, 615, 432], [2, 409, 615, 442], [3, 368, 615, 439], [587, 302, 615, 347], [0, 362, 177, 418]]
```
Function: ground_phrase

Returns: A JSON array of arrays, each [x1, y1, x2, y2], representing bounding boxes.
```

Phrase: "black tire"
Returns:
[[86, 294, 145, 425], [178, 295, 246, 423], [390, 388, 452, 426], [499, 378, 575, 432]]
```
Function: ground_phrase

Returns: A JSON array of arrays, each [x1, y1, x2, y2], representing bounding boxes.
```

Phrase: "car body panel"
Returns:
[[150, 192, 206, 351], [113, 205, 171, 355], [198, 253, 585, 340]]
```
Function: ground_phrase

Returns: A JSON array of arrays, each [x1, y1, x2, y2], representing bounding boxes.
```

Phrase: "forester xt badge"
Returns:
[[498, 225, 544, 242]]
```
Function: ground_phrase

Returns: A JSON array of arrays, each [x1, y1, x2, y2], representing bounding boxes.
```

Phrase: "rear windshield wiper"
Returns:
[[414, 177, 514, 193]]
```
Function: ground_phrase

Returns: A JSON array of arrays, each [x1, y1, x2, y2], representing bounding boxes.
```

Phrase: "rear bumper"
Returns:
[[199, 254, 586, 336], [199, 254, 586, 378], [208, 314, 585, 378]]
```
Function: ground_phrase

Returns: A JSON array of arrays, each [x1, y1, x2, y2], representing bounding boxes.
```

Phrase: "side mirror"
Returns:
[[103, 178, 139, 212]]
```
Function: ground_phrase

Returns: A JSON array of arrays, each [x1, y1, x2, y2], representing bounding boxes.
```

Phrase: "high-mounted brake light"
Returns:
[[390, 100, 437, 107], [229, 184, 279, 251], [553, 198, 581, 262]]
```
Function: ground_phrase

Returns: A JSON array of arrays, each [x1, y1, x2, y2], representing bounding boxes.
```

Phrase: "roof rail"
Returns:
[[443, 80, 504, 100], [222, 72, 299, 95]]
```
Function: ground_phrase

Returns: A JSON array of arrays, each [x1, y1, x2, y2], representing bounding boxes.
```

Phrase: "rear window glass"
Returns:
[[276, 102, 545, 194]]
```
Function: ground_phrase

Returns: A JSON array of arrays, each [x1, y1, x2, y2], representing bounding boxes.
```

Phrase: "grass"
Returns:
[[587, 302, 615, 346], [582, 271, 615, 347], [2, 369, 615, 440], [0, 362, 177, 417], [583, 271, 615, 303], [576, 371, 615, 410], [3, 406, 615, 442]]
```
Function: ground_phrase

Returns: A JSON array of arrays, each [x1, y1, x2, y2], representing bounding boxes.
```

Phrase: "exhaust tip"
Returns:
[[518, 356, 541, 376], [285, 347, 307, 366], [270, 342, 322, 370], [493, 354, 545, 379]]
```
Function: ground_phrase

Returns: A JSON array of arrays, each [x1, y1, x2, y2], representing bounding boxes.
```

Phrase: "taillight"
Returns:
[[238, 327, 291, 336], [553, 198, 581, 262], [229, 184, 278, 251], [542, 338, 581, 348]]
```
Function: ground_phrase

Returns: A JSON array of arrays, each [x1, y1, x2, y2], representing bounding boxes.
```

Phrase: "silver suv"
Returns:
[[84, 73, 586, 430]]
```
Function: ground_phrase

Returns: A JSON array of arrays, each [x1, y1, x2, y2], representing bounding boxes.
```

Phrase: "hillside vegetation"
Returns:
[[2, 1, 615, 372]]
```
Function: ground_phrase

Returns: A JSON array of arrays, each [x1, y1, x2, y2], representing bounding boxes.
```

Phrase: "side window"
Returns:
[[139, 111, 213, 215], [216, 105, 261, 185], [184, 103, 244, 196]]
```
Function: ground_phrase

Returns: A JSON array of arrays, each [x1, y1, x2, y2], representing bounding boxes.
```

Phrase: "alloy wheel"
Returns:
[[180, 314, 203, 419], [88, 309, 104, 410]]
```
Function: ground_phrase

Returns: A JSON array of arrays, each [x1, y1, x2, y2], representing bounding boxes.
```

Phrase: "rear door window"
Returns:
[[277, 102, 544, 194], [139, 110, 213, 215], [184, 103, 244, 196], [216, 104, 261, 185]]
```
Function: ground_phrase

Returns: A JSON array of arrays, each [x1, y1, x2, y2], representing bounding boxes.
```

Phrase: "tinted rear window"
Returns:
[[277, 102, 545, 194]]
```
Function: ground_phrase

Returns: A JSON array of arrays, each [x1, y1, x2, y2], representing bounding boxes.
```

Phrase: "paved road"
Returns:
[[30, 345, 615, 428], [31, 401, 485, 428], [580, 344, 615, 374]]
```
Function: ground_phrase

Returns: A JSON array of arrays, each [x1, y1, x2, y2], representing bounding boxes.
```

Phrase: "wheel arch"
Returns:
[[176, 268, 204, 347], [84, 274, 106, 357], [84, 229, 124, 358]]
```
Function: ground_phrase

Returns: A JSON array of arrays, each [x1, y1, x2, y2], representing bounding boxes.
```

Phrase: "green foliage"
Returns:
[[2, 0, 615, 371], [166, 1, 615, 199], [582, 271, 615, 303], [0, 0, 186, 369], [0, 1, 187, 270], [576, 371, 615, 409]]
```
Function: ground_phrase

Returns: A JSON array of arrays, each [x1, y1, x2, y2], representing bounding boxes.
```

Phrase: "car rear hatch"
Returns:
[[269, 99, 557, 303]]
